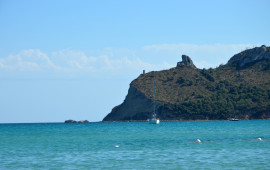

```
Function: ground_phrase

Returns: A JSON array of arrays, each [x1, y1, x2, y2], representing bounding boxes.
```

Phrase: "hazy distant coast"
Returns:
[[64, 119, 89, 123]]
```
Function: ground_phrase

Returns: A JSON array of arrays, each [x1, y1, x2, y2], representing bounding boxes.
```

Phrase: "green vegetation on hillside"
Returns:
[[103, 46, 270, 121], [159, 81, 269, 120], [132, 62, 270, 120]]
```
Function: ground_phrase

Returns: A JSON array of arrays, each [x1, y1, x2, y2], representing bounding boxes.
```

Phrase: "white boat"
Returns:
[[229, 118, 239, 121], [149, 75, 160, 124], [149, 118, 160, 124], [229, 104, 239, 121]]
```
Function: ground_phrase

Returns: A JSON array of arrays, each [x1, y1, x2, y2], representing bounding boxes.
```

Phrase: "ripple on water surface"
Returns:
[[0, 120, 270, 169]]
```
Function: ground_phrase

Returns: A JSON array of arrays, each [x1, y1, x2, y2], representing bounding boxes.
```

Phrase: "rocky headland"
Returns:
[[103, 45, 270, 121]]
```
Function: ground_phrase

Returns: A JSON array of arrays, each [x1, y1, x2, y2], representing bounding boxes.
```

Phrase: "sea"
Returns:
[[0, 120, 270, 169]]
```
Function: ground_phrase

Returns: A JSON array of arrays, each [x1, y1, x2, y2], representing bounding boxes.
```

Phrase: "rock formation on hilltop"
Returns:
[[177, 55, 197, 69], [103, 46, 270, 121], [228, 45, 270, 69]]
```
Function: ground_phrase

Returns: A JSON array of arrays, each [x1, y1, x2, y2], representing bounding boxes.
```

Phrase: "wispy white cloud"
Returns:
[[51, 49, 168, 72], [99, 55, 171, 72], [142, 43, 259, 68], [0, 48, 171, 78], [0, 49, 60, 71], [0, 44, 261, 78], [51, 49, 96, 71]]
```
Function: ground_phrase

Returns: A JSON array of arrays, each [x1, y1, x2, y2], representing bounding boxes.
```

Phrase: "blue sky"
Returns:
[[0, 0, 269, 123]]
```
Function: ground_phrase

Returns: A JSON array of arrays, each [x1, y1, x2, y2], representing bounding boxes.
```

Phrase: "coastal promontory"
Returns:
[[103, 45, 270, 121]]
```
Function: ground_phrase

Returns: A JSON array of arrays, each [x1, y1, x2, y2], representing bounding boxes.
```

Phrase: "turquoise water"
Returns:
[[0, 120, 270, 169]]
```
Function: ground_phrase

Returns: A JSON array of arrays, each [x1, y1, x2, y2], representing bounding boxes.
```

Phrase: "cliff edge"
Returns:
[[103, 46, 270, 121]]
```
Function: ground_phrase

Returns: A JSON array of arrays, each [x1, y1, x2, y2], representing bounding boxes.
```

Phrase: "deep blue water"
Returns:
[[0, 120, 270, 169]]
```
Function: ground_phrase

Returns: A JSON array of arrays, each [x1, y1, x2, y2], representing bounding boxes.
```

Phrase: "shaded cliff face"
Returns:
[[103, 86, 153, 121], [103, 46, 270, 121]]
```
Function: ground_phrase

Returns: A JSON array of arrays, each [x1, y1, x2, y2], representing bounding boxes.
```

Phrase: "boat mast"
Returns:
[[232, 103, 236, 118], [153, 74, 157, 118]]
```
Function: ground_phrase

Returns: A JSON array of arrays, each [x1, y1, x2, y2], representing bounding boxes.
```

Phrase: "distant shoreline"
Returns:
[[1, 119, 270, 124], [102, 118, 270, 123]]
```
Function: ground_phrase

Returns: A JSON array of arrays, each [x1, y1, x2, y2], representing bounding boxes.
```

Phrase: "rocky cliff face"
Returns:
[[103, 46, 270, 121], [228, 45, 270, 69], [103, 56, 198, 121], [103, 85, 153, 121]]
